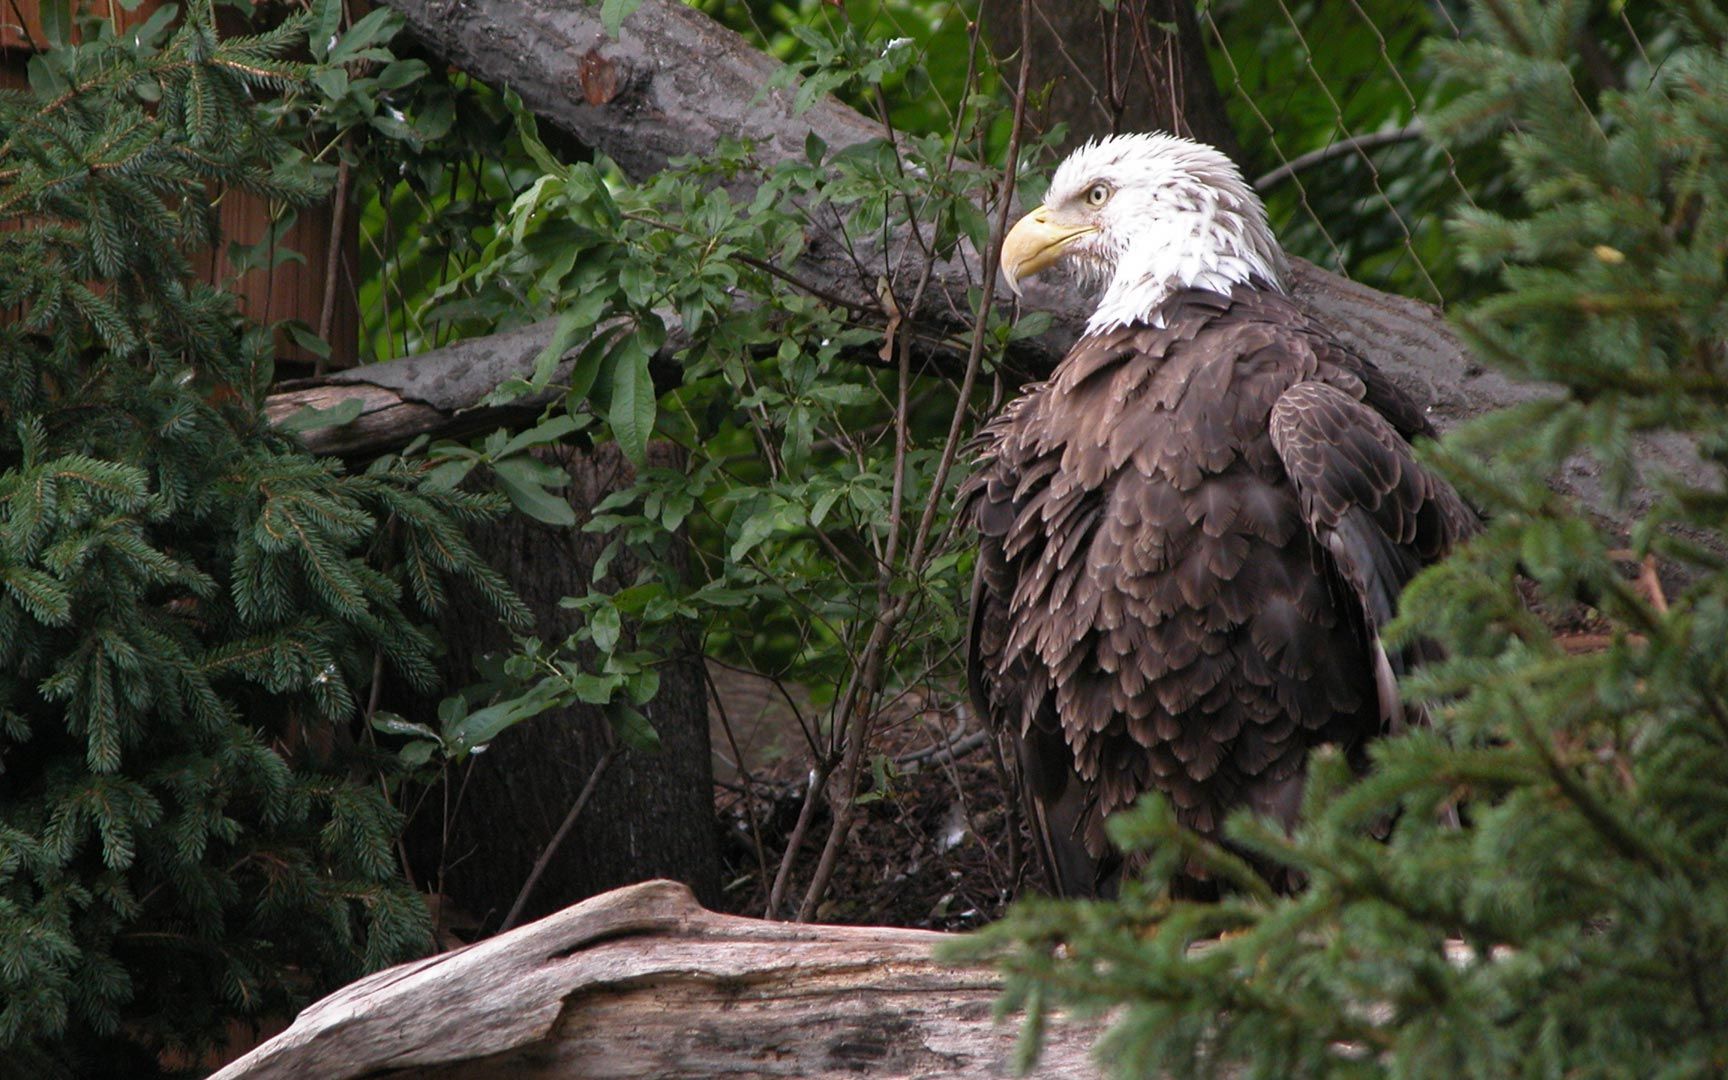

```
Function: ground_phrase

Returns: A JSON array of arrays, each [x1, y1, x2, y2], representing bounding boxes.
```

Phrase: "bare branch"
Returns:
[[1253, 121, 1427, 191]]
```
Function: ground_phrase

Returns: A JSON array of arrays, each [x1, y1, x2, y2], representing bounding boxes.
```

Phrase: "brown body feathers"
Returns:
[[964, 286, 1476, 897]]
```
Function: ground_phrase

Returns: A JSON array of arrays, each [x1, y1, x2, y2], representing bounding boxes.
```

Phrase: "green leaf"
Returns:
[[728, 499, 805, 562], [38, 0, 70, 47], [607, 702, 660, 752], [369, 711, 439, 741], [954, 198, 991, 255], [568, 671, 623, 705], [329, 7, 402, 65], [626, 668, 661, 706], [282, 320, 333, 360], [499, 414, 584, 459], [371, 59, 428, 92], [505, 90, 568, 179], [565, 332, 614, 407], [534, 297, 608, 389], [399, 740, 437, 768], [127, 3, 178, 48], [279, 398, 365, 433], [437, 696, 468, 731], [493, 457, 576, 526], [854, 753, 896, 805], [794, 69, 849, 116], [590, 604, 621, 654], [810, 486, 843, 527], [26, 52, 68, 97], [1007, 310, 1054, 342], [424, 458, 478, 490], [601, 0, 643, 38], [308, 0, 343, 61], [608, 338, 657, 466], [448, 684, 562, 750]]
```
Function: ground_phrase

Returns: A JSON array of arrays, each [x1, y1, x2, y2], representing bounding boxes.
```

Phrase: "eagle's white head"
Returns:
[[999, 133, 1286, 334]]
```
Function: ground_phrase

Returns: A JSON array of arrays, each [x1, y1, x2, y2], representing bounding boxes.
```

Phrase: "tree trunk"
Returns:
[[981, 0, 1242, 160], [404, 443, 721, 932], [210, 880, 1105, 1080]]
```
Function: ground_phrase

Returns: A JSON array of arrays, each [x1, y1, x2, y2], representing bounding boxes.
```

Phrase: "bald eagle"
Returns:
[[964, 133, 1476, 898]]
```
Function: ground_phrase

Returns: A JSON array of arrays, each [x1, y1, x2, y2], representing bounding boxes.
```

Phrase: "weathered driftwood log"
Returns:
[[210, 880, 1100, 1079]]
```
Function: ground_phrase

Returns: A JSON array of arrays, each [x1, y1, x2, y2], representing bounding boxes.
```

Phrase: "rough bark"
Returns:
[[981, 0, 1243, 159], [264, 319, 562, 457], [383, 0, 881, 183], [402, 443, 721, 930], [210, 879, 1102, 1080]]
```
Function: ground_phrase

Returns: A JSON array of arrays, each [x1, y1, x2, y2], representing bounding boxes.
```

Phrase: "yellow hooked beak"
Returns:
[[999, 205, 1099, 296]]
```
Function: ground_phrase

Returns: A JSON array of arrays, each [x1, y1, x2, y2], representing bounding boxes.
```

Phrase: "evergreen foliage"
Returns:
[[0, 5, 519, 1071], [962, 2, 1728, 1076]]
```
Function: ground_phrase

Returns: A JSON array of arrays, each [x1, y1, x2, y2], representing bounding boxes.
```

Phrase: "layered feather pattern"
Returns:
[[965, 286, 1476, 896]]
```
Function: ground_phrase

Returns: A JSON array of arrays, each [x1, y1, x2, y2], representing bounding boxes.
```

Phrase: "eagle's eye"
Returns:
[[1085, 183, 1110, 207]]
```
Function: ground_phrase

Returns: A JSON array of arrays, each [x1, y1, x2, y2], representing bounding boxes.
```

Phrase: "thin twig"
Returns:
[[703, 659, 772, 898], [498, 744, 622, 933], [359, 649, 417, 890], [703, 654, 821, 759], [617, 209, 873, 315], [1253, 122, 1426, 191], [986, 721, 1026, 893], [896, 728, 990, 768], [765, 758, 832, 917], [1639, 555, 1670, 615], [793, 0, 1034, 922], [928, 720, 1010, 898], [314, 151, 353, 376]]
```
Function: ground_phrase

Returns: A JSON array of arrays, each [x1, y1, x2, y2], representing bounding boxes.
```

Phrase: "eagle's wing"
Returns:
[[1268, 380, 1479, 732], [967, 465, 1110, 898]]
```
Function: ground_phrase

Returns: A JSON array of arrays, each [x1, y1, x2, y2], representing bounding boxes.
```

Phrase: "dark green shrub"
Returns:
[[0, 6, 517, 1071]]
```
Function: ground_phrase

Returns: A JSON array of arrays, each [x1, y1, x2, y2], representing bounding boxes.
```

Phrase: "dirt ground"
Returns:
[[698, 578, 1630, 931], [705, 663, 1029, 929]]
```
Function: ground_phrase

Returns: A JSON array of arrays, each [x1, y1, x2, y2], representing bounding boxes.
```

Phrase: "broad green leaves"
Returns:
[[607, 333, 658, 467], [769, 20, 923, 117], [417, 51, 1031, 745], [424, 417, 588, 526], [376, 8, 1080, 912]]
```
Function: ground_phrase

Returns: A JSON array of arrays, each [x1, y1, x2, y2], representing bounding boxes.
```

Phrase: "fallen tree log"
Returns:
[[263, 0, 1708, 537], [287, 0, 1472, 439], [264, 319, 564, 457], [210, 879, 1101, 1079]]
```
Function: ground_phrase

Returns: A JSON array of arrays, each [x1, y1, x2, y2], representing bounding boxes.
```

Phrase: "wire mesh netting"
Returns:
[[1195, 0, 1666, 309]]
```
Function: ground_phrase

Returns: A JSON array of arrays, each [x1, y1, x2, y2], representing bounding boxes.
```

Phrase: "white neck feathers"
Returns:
[[1086, 190, 1286, 334], [1045, 133, 1288, 335]]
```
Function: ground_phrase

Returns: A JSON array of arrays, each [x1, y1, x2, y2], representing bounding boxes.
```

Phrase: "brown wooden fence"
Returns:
[[0, 0, 358, 370]]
